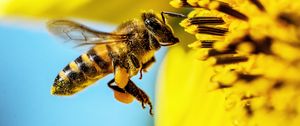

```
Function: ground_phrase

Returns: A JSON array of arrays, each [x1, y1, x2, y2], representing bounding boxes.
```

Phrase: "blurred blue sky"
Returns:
[[0, 21, 165, 126]]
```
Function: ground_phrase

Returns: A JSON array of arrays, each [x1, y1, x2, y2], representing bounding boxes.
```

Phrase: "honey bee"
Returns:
[[47, 11, 185, 115]]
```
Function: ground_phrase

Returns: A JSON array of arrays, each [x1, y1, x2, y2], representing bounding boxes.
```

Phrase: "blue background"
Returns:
[[0, 22, 165, 126]]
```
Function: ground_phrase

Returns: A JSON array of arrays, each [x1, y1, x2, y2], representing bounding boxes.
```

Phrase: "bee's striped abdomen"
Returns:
[[74, 55, 98, 78], [52, 47, 113, 96]]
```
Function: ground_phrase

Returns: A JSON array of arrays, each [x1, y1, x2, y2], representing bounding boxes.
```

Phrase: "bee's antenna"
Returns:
[[161, 11, 187, 24]]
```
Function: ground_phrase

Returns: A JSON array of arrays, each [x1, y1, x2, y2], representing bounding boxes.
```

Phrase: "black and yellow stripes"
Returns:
[[74, 54, 98, 78], [51, 47, 113, 96], [87, 49, 111, 71]]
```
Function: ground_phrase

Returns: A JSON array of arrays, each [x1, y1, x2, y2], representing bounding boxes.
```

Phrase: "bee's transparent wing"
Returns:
[[47, 20, 128, 47]]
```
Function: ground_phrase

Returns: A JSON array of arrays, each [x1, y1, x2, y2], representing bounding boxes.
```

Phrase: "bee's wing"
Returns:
[[47, 20, 128, 47]]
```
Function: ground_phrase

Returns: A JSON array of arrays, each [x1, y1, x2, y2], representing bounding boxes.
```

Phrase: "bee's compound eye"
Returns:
[[173, 37, 179, 43], [144, 18, 162, 31]]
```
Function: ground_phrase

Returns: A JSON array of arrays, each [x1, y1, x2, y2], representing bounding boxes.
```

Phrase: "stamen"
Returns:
[[272, 81, 284, 89], [241, 95, 255, 100], [170, 0, 200, 8], [209, 1, 249, 21], [201, 40, 216, 48], [197, 0, 211, 8], [197, 49, 236, 60], [207, 49, 236, 56], [208, 56, 248, 65], [237, 74, 261, 82], [188, 40, 216, 48], [199, 26, 228, 36], [278, 12, 300, 26], [187, 17, 225, 25], [244, 102, 253, 116], [229, 35, 273, 54], [254, 37, 273, 54], [218, 83, 233, 89], [249, 0, 266, 11], [186, 25, 228, 35]]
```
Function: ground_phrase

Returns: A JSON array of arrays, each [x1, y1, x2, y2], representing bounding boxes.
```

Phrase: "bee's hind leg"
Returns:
[[113, 64, 130, 88], [107, 79, 153, 115], [107, 79, 134, 104], [107, 79, 125, 93], [125, 79, 153, 116]]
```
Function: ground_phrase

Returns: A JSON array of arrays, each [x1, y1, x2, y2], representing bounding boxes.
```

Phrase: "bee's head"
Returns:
[[142, 12, 179, 46]]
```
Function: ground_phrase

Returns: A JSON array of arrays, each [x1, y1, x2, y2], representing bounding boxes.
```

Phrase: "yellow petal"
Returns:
[[0, 0, 176, 23]]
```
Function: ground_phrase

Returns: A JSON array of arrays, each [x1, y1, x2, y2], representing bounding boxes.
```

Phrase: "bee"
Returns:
[[47, 11, 185, 115]]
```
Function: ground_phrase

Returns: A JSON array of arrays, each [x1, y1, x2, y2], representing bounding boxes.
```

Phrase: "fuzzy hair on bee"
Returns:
[[47, 10, 185, 115]]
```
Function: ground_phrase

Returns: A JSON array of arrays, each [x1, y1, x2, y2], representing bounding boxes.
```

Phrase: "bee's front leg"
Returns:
[[107, 79, 134, 104], [125, 80, 153, 115], [139, 57, 156, 79]]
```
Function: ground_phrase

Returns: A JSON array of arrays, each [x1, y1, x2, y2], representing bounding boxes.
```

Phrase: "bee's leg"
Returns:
[[161, 11, 187, 24], [107, 79, 125, 93], [111, 53, 136, 89], [113, 65, 130, 88], [125, 79, 153, 115], [107, 79, 134, 104], [139, 69, 143, 80], [129, 54, 140, 69], [139, 57, 156, 79], [107, 45, 130, 88]]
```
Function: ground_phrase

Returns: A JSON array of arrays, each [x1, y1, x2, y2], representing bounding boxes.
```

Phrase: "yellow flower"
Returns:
[[0, 0, 175, 23], [156, 0, 300, 126]]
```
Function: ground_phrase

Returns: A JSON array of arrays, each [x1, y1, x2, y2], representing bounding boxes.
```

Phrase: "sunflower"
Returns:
[[2, 0, 300, 126], [156, 0, 300, 126]]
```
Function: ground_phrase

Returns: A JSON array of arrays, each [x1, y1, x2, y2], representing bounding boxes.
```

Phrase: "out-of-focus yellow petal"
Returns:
[[156, 46, 231, 126], [0, 0, 176, 23]]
